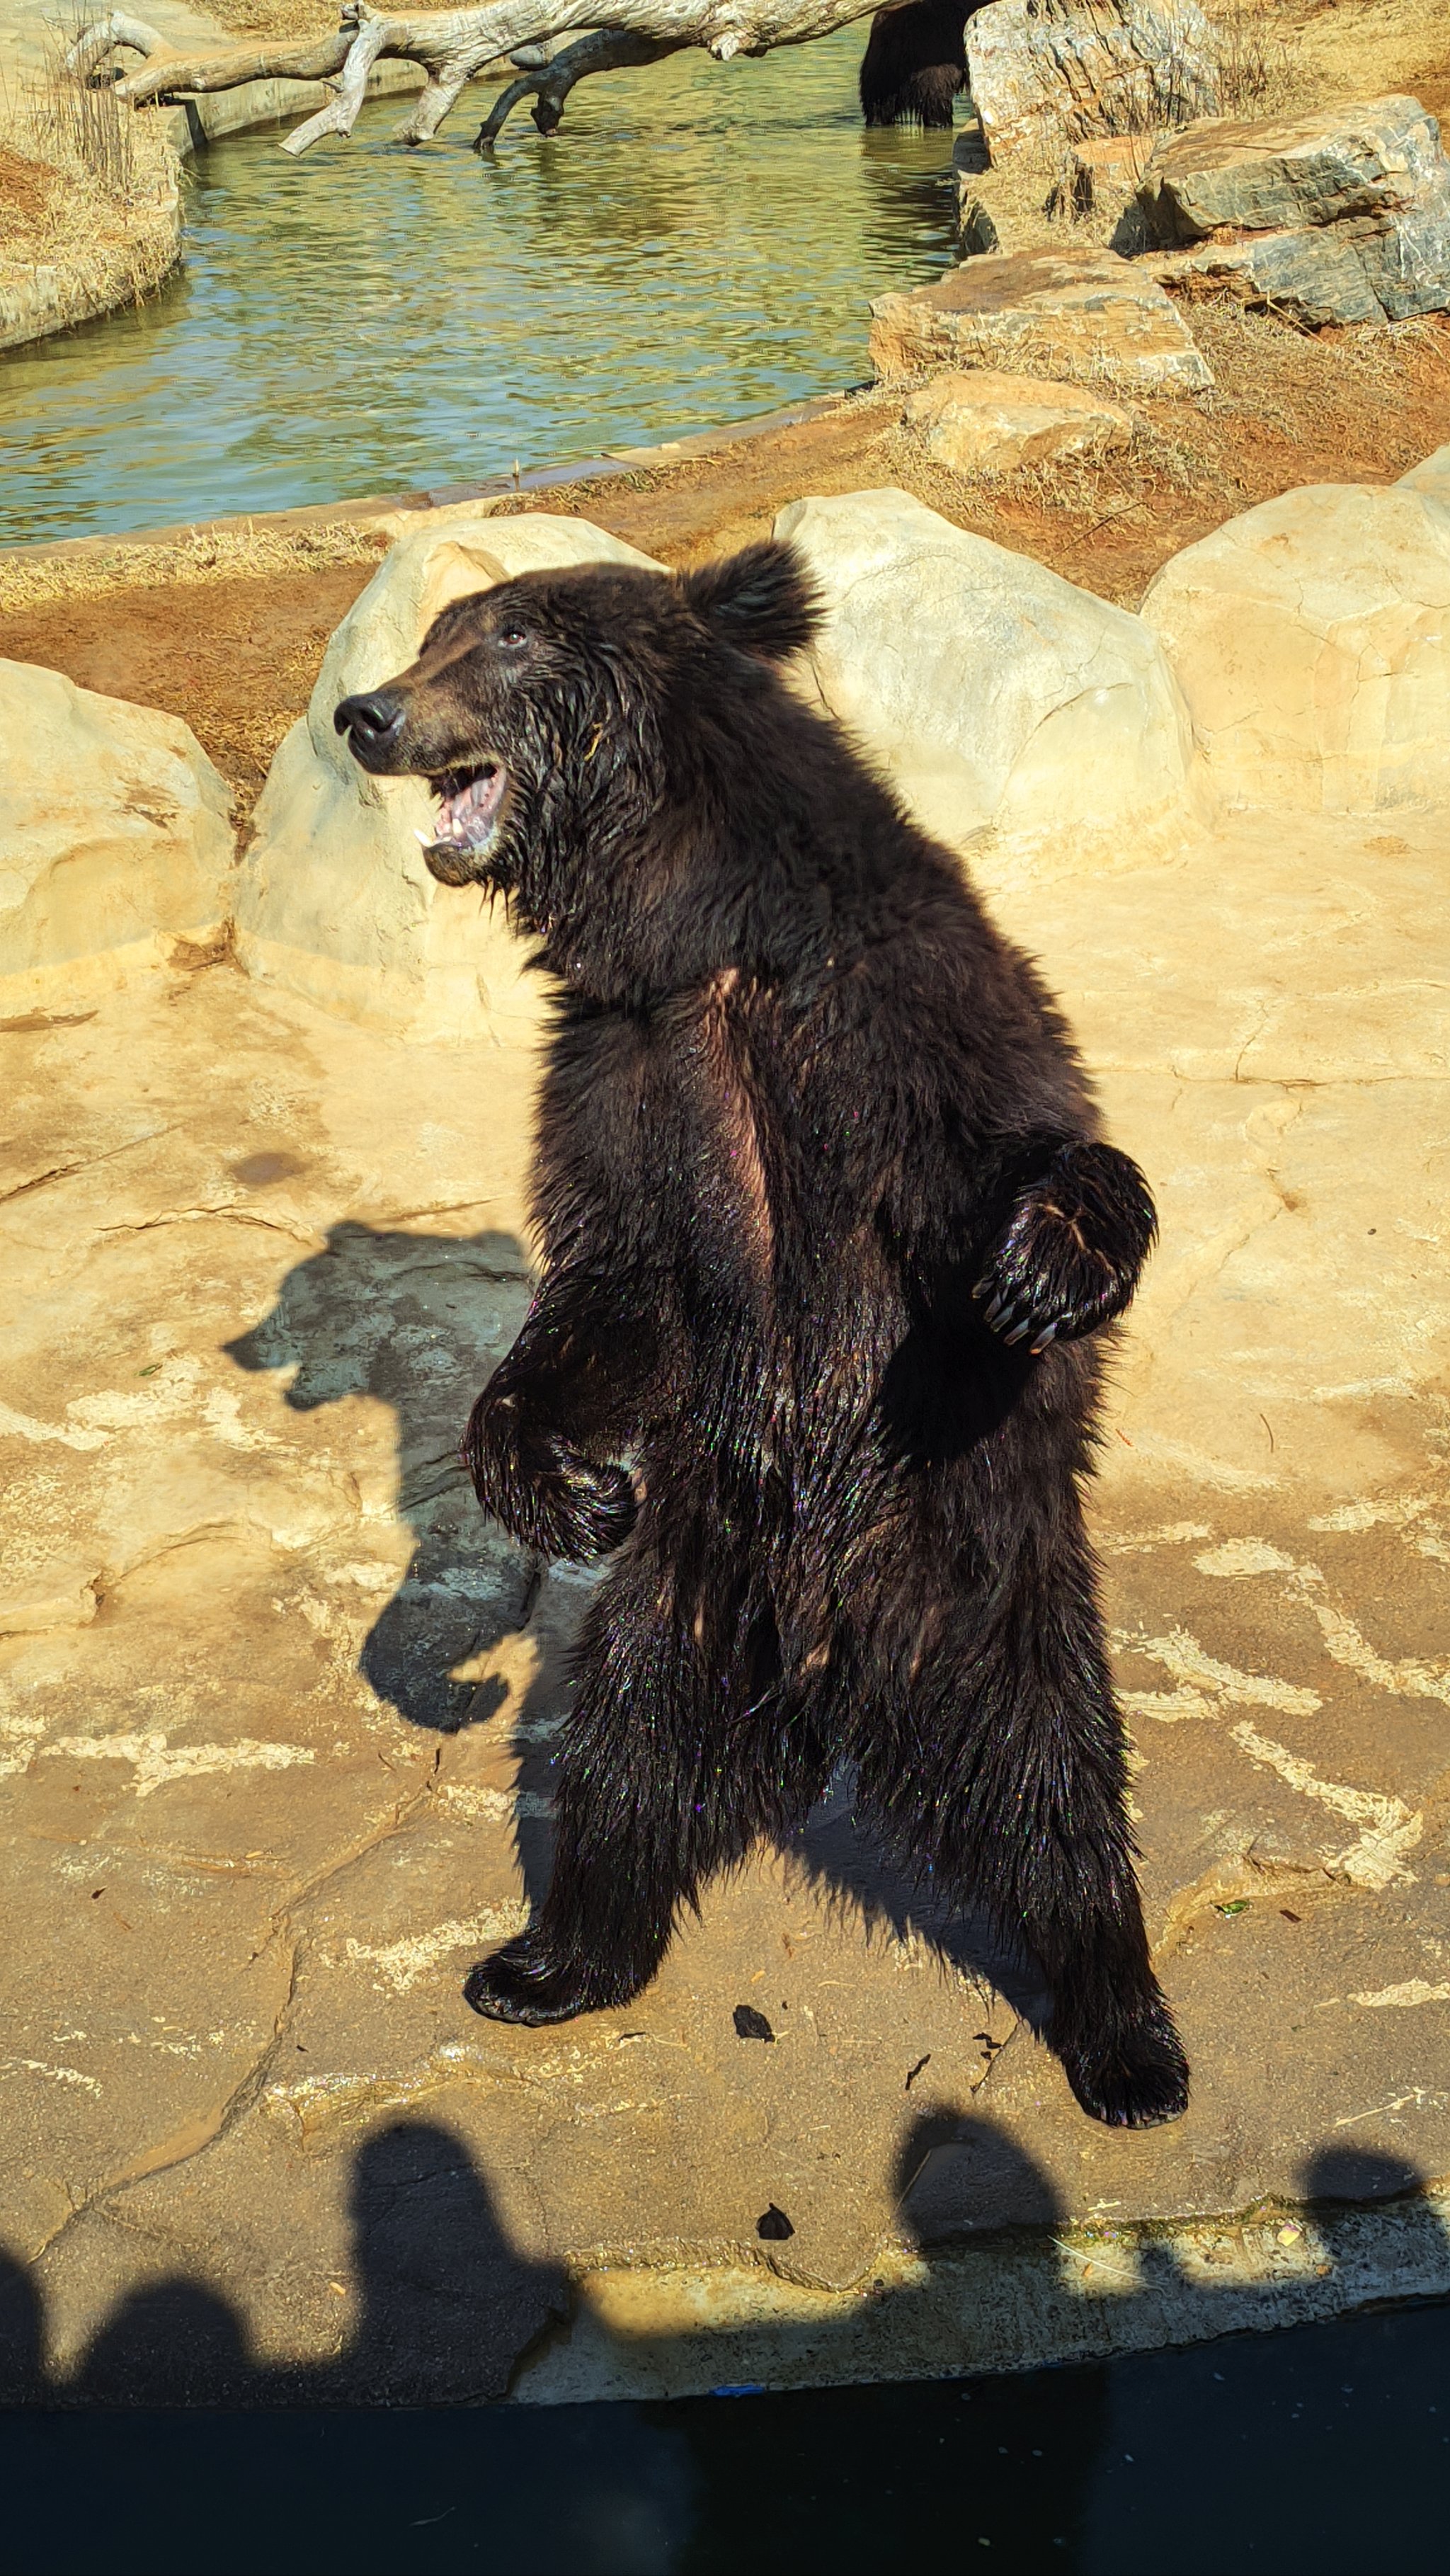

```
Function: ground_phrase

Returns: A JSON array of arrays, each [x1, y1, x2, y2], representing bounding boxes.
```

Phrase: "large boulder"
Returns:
[[1139, 482, 1450, 813], [966, 0, 1220, 163], [1137, 97, 1450, 324], [869, 247, 1213, 395], [235, 513, 663, 1044], [774, 487, 1201, 860], [0, 660, 233, 1013]]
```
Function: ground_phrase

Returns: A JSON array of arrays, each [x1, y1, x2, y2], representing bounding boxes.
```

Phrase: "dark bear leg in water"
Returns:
[[859, 0, 969, 128], [852, 1523, 1189, 2131], [464, 1541, 830, 2026]]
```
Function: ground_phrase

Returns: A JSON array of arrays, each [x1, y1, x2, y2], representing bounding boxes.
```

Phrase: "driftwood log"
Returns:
[[69, 0, 886, 153]]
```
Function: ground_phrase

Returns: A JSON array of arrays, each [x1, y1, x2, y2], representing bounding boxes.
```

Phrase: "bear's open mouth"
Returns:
[[421, 762, 509, 884]]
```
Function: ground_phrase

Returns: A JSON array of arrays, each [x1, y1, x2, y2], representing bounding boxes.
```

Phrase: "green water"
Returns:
[[0, 32, 959, 545]]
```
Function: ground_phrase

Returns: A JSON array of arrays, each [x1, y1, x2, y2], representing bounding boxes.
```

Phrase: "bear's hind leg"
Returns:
[[855, 1532, 1189, 2129], [466, 1544, 814, 2027]]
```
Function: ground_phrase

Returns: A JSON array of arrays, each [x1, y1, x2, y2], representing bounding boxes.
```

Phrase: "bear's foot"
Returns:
[[463, 1932, 622, 2027], [1059, 2011, 1190, 2129]]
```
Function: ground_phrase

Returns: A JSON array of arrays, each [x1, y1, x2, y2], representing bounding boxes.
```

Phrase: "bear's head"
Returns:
[[333, 541, 823, 996]]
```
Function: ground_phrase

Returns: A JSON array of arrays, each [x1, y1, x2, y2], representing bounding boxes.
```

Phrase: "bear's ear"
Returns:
[[679, 542, 820, 663]]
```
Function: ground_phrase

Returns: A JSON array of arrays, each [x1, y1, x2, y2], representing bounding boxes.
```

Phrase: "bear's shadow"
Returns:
[[227, 1220, 1051, 2030]]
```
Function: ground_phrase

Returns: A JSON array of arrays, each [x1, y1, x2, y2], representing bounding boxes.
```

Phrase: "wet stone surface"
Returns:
[[2, 798, 1449, 2399]]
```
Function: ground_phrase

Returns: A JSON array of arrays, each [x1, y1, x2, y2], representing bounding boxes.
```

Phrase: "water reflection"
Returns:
[[0, 32, 959, 543]]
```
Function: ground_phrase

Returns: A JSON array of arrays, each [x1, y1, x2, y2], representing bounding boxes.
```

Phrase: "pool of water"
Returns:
[[0, 33, 959, 545], [6, 2300, 1450, 2572]]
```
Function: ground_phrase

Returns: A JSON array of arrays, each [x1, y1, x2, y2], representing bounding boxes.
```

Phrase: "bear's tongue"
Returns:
[[428, 763, 506, 855]]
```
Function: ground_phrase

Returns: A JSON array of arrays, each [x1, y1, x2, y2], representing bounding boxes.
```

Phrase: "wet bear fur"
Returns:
[[860, 0, 970, 127], [334, 543, 1190, 2130]]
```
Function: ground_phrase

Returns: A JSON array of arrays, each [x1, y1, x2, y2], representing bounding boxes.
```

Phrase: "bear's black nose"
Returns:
[[334, 690, 404, 756]]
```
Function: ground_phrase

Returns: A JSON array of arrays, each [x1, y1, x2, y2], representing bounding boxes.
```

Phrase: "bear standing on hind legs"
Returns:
[[335, 542, 1190, 2131]]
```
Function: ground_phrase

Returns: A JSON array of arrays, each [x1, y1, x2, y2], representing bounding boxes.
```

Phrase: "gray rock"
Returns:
[[1143, 227, 1384, 327], [1138, 96, 1450, 324], [1138, 93, 1447, 241], [1351, 186, 1450, 319]]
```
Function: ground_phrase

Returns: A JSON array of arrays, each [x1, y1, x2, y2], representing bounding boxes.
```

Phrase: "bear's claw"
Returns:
[[975, 1141, 1157, 1356], [463, 1934, 595, 2026], [463, 1387, 637, 1565]]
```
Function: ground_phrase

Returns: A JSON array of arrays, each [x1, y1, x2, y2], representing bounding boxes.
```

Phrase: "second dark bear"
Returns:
[[860, 0, 971, 127], [335, 545, 1189, 2129]]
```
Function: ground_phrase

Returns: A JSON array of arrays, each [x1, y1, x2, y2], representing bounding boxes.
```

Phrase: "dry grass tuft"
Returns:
[[880, 408, 1201, 539], [1209, 0, 1304, 119], [0, 28, 181, 323], [0, 520, 389, 617]]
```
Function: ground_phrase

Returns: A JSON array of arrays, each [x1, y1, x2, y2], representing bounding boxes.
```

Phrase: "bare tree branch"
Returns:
[[474, 26, 681, 145], [66, 11, 355, 98], [72, 0, 882, 154]]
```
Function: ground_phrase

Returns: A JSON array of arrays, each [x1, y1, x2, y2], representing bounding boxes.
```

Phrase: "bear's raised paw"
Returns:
[[975, 1141, 1158, 1355]]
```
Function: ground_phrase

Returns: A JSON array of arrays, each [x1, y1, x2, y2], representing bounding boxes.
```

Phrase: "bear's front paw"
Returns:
[[463, 1390, 636, 1563], [534, 1450, 637, 1564], [463, 1933, 598, 2027], [974, 1142, 1157, 1355], [1059, 2010, 1189, 2130]]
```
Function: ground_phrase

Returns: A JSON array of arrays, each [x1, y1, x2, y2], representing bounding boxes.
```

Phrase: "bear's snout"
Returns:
[[335, 690, 406, 769]]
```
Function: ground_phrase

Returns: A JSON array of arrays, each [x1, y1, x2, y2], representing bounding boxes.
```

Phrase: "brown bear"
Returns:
[[334, 542, 1189, 2129], [860, 0, 972, 127]]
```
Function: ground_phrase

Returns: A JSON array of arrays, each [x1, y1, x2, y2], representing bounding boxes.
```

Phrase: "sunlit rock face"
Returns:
[[0, 658, 234, 1014], [775, 486, 1206, 870], [1140, 481, 1450, 814], [868, 247, 1215, 397]]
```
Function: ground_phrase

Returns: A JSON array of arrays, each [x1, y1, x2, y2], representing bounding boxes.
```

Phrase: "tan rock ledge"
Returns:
[[4, 783, 1449, 2398], [904, 370, 1134, 476], [869, 249, 1214, 397]]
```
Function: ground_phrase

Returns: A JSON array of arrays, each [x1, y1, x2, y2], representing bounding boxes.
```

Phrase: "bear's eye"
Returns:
[[495, 625, 529, 652]]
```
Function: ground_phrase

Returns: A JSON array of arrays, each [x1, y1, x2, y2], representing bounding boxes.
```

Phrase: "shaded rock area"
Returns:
[[0, 656, 233, 1011], [2, 486, 1449, 2403], [1138, 96, 1450, 326], [1400, 438, 1450, 500], [869, 244, 1214, 394], [966, 0, 1219, 164], [903, 366, 1133, 474]]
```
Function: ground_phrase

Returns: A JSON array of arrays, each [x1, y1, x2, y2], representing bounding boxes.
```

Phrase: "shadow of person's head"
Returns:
[[74, 2277, 254, 2407], [0, 2246, 43, 2405], [1301, 2140, 1442, 2274], [327, 2116, 569, 2405], [894, 2100, 1066, 2244]]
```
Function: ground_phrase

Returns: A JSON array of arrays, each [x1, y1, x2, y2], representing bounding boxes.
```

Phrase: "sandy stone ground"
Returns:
[[3, 792, 1447, 2403]]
